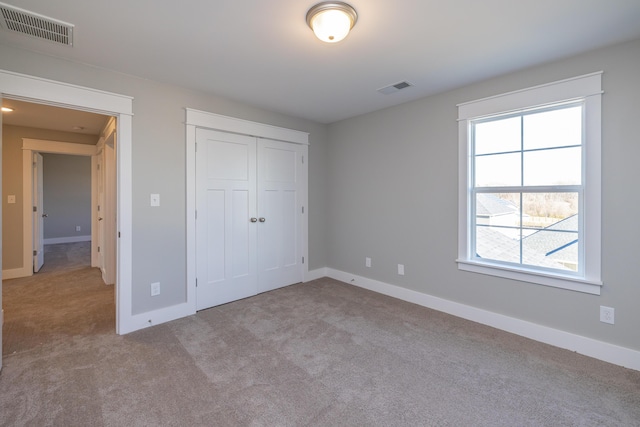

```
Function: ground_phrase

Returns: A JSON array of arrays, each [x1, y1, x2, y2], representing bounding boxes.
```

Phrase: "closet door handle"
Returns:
[[259, 217, 266, 223], [250, 218, 258, 223]]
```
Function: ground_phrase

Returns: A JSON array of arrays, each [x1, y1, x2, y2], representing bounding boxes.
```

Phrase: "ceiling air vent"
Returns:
[[378, 81, 414, 95], [0, 2, 73, 46]]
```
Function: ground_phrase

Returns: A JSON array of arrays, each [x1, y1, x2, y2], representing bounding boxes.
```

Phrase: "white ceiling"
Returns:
[[1, 0, 640, 124], [2, 99, 108, 137]]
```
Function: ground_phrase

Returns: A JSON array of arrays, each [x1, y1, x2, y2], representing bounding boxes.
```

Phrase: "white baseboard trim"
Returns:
[[44, 235, 91, 245], [305, 267, 327, 282], [118, 302, 195, 335], [325, 268, 640, 372], [2, 267, 32, 280]]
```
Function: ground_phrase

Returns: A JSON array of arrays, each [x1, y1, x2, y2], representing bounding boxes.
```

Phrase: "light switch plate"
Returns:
[[8, 195, 16, 204], [150, 193, 160, 207], [151, 282, 161, 296]]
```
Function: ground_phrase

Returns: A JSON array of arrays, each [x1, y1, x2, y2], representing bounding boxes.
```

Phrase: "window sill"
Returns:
[[456, 259, 602, 295]]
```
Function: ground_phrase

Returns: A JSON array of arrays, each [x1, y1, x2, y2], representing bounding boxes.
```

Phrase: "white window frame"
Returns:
[[457, 72, 603, 295]]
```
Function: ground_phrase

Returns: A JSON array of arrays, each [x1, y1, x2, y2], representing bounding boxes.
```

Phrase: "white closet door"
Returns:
[[196, 129, 257, 310], [257, 139, 304, 293]]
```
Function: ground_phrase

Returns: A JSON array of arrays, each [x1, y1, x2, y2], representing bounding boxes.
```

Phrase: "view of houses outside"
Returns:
[[475, 193, 579, 271]]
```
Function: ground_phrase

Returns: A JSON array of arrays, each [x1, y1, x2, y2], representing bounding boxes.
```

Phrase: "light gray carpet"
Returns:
[[39, 241, 92, 274], [1, 268, 639, 426]]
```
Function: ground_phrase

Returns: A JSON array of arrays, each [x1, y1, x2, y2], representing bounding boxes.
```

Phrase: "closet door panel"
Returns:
[[231, 189, 250, 278], [206, 189, 225, 283], [281, 189, 297, 267], [260, 189, 279, 272], [196, 129, 257, 310], [257, 140, 304, 293]]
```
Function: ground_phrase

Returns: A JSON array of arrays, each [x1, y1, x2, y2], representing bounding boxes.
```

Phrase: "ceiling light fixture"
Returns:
[[1, 107, 14, 112], [306, 2, 357, 43]]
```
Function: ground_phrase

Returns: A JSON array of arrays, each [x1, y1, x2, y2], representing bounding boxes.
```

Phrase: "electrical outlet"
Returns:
[[398, 264, 405, 275], [365, 257, 371, 268], [76, 226, 81, 232], [151, 282, 161, 296], [600, 306, 614, 324]]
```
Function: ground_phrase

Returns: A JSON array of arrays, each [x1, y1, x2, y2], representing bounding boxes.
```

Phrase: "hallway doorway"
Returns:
[[1, 69, 134, 371]]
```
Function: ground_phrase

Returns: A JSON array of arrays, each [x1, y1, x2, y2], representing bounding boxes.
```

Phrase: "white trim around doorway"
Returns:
[[21, 138, 100, 282], [0, 69, 134, 335]]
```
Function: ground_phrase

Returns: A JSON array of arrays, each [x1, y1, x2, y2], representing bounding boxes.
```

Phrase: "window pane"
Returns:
[[475, 225, 521, 264], [476, 192, 521, 233], [475, 153, 521, 187], [523, 105, 582, 150], [523, 147, 581, 186], [521, 192, 578, 220], [475, 116, 521, 155], [522, 193, 579, 271], [475, 193, 521, 263], [474, 192, 579, 270]]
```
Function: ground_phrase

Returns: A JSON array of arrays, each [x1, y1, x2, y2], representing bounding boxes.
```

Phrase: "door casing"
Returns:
[[0, 69, 133, 335]]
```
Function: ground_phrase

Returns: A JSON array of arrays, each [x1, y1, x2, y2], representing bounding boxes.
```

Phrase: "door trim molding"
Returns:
[[185, 109, 310, 314], [1, 69, 134, 335], [185, 109, 310, 145], [21, 140, 99, 279]]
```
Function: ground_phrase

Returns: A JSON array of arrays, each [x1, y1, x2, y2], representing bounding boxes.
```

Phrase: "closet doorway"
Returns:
[[186, 110, 309, 312]]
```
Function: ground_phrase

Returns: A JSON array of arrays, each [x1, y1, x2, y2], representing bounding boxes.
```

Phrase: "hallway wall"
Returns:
[[1, 125, 97, 270], [42, 153, 92, 243]]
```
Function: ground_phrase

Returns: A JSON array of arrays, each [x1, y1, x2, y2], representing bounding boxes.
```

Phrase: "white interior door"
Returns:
[[103, 133, 116, 285], [33, 152, 44, 272], [96, 149, 105, 273], [196, 129, 257, 310], [257, 139, 304, 293]]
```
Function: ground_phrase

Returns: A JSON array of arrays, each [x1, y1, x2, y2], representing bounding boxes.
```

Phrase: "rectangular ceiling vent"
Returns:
[[0, 2, 73, 46], [378, 81, 414, 95]]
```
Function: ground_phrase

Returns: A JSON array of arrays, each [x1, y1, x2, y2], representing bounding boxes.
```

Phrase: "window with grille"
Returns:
[[457, 73, 602, 294]]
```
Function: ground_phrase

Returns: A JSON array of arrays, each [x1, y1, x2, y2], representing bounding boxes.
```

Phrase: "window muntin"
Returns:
[[470, 102, 584, 275]]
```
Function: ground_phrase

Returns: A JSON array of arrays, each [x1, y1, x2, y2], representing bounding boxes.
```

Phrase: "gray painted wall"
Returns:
[[0, 43, 329, 316], [1, 125, 99, 269], [2, 36, 637, 354], [42, 153, 91, 240], [326, 38, 640, 351]]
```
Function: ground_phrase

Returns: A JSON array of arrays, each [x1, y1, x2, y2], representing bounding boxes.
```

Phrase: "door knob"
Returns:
[[250, 218, 258, 222], [98, 217, 103, 221], [259, 217, 266, 222], [42, 213, 48, 218]]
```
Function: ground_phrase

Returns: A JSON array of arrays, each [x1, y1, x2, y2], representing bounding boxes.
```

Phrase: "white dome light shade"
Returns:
[[310, 9, 351, 42], [306, 2, 357, 43]]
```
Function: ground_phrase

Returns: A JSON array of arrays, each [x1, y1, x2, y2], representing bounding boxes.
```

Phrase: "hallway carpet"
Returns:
[[39, 241, 92, 274]]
